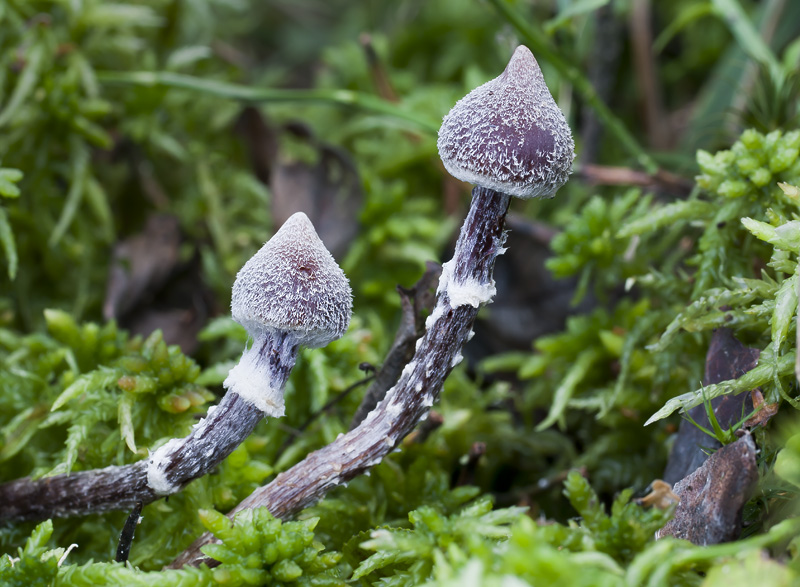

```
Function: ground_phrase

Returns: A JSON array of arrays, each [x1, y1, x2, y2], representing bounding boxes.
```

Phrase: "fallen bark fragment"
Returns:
[[664, 328, 760, 484], [657, 434, 758, 545]]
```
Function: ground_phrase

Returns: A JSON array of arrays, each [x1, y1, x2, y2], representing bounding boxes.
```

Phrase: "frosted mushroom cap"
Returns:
[[231, 212, 352, 348], [437, 45, 575, 199]]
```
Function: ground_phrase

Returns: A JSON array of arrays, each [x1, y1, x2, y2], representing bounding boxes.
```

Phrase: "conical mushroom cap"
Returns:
[[231, 212, 352, 348], [437, 45, 574, 199]]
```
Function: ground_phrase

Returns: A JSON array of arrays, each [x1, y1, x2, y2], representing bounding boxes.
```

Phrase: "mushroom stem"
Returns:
[[0, 331, 298, 521], [226, 330, 299, 417], [147, 330, 298, 495], [169, 186, 511, 569]]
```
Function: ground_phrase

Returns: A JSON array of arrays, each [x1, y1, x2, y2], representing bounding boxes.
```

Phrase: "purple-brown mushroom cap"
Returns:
[[437, 45, 575, 199], [231, 212, 352, 348]]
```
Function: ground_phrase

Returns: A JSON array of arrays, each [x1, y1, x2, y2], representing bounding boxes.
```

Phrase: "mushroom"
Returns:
[[0, 213, 353, 523], [147, 211, 352, 494], [434, 45, 574, 314], [224, 211, 352, 417]]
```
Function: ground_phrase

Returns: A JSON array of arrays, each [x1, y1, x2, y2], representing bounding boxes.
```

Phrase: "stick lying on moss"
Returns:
[[170, 44, 575, 569], [0, 213, 352, 521]]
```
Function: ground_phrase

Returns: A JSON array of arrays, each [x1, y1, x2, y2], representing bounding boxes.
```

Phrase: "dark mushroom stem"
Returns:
[[170, 186, 511, 568], [147, 331, 298, 493], [0, 331, 298, 522]]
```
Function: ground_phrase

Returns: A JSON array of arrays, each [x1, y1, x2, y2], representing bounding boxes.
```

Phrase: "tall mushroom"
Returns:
[[433, 42, 573, 327], [0, 212, 352, 520], [169, 44, 575, 569]]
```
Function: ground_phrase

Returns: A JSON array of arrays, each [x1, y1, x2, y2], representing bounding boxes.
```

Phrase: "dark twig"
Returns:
[[630, 0, 669, 149], [115, 501, 143, 563], [169, 186, 511, 569], [404, 410, 444, 445], [350, 261, 442, 429], [299, 376, 375, 434], [274, 374, 375, 461], [360, 33, 398, 102], [455, 442, 487, 487]]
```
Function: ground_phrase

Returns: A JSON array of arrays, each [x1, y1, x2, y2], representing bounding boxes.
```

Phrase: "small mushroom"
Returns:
[[435, 45, 574, 312], [438, 45, 574, 199], [147, 212, 352, 495], [0, 213, 355, 521], [225, 211, 353, 416]]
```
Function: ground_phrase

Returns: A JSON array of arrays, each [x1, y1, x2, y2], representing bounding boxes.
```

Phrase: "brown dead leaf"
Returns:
[[270, 123, 362, 260], [236, 108, 362, 260], [745, 389, 779, 428], [638, 479, 679, 509], [104, 215, 216, 354], [104, 214, 181, 320], [235, 106, 277, 185]]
